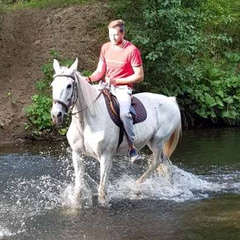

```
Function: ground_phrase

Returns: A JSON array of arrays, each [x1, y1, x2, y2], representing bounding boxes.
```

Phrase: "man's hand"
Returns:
[[84, 76, 92, 83], [105, 77, 118, 85]]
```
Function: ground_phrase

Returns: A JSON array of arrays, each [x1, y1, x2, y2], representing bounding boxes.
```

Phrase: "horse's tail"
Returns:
[[164, 122, 182, 158], [164, 97, 182, 158]]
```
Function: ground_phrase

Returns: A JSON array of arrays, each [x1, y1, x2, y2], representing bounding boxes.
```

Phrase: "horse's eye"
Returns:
[[67, 84, 72, 89]]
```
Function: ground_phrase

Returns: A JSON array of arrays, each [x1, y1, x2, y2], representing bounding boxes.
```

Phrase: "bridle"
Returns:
[[53, 73, 106, 116], [52, 74, 79, 114]]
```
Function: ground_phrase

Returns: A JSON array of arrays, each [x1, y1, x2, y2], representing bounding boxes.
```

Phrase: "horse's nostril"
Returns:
[[57, 112, 62, 117]]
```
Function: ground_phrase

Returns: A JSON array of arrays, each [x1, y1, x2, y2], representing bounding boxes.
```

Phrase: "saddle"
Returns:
[[101, 88, 147, 147]]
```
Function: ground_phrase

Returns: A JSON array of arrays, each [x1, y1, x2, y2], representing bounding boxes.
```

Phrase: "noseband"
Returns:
[[52, 74, 77, 113]]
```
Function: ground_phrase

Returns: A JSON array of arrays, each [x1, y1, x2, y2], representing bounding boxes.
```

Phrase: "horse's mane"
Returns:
[[75, 71, 100, 116]]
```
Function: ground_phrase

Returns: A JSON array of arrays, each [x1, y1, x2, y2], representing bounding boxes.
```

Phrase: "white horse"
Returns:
[[51, 58, 182, 207]]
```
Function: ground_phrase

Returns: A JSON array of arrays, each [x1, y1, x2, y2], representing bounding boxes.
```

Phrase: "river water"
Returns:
[[0, 128, 239, 240]]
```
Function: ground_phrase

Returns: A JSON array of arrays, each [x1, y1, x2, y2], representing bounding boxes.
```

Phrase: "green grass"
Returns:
[[0, 0, 98, 10]]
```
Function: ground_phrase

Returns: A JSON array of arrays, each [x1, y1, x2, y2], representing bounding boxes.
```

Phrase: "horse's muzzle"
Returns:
[[51, 112, 64, 125], [51, 106, 66, 125]]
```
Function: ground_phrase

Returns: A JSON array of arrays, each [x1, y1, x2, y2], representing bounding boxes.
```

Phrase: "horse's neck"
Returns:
[[74, 72, 100, 117]]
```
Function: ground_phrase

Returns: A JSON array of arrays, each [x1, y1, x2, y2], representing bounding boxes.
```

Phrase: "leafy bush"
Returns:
[[193, 52, 240, 124], [24, 51, 75, 136], [24, 94, 52, 135]]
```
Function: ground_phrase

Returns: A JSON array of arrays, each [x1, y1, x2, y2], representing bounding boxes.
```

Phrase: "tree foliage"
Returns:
[[109, 0, 240, 126]]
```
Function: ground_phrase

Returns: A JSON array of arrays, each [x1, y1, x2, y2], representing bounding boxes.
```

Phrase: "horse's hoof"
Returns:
[[98, 197, 110, 208], [136, 178, 143, 185], [66, 147, 72, 153]]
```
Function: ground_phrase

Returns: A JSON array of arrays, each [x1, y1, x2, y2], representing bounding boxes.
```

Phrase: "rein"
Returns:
[[70, 73, 90, 115], [70, 106, 88, 115]]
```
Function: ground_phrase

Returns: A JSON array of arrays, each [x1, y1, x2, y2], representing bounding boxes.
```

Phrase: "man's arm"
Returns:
[[108, 65, 144, 85], [85, 59, 106, 82]]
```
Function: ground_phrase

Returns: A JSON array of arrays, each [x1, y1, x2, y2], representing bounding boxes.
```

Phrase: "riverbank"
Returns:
[[0, 3, 108, 143]]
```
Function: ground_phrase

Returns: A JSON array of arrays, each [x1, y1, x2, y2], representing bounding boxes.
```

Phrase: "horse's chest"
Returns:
[[84, 128, 105, 146]]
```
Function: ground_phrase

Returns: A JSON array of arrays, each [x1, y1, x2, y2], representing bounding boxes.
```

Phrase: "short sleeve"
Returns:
[[100, 43, 109, 63], [130, 48, 142, 67]]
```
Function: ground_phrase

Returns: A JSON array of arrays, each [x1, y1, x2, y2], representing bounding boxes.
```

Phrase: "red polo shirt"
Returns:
[[100, 41, 142, 88]]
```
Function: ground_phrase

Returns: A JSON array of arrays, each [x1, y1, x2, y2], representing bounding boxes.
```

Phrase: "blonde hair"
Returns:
[[108, 19, 125, 32]]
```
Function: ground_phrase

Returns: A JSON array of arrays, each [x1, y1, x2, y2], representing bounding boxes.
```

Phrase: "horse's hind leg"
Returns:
[[136, 144, 162, 184], [157, 153, 173, 184]]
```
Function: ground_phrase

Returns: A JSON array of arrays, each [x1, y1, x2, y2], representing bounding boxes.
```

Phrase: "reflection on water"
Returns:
[[175, 127, 240, 166], [0, 128, 239, 240]]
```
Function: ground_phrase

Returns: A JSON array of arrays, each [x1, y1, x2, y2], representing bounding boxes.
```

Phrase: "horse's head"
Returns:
[[51, 58, 78, 125]]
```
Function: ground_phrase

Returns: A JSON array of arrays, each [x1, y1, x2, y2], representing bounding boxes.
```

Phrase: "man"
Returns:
[[85, 19, 144, 162]]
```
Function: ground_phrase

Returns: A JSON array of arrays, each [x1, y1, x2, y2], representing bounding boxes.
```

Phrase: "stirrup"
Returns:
[[128, 147, 141, 163]]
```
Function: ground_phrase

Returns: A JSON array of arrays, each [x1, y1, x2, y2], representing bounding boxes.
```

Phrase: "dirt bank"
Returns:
[[0, 3, 109, 144]]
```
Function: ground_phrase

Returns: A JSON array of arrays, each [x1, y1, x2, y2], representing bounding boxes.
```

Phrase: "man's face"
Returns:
[[108, 27, 124, 46]]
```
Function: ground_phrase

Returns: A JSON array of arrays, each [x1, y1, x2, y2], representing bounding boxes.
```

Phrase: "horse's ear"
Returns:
[[53, 59, 60, 73], [70, 58, 78, 73]]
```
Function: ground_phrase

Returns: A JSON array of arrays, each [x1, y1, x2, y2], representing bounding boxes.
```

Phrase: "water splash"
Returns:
[[0, 150, 239, 238], [0, 151, 72, 239], [0, 227, 14, 238], [108, 165, 239, 202], [0, 175, 66, 239], [60, 176, 95, 209]]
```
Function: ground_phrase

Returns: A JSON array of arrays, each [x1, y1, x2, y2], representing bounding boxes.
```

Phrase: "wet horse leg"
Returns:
[[72, 151, 85, 206], [98, 154, 113, 207], [157, 154, 173, 183], [136, 142, 162, 184]]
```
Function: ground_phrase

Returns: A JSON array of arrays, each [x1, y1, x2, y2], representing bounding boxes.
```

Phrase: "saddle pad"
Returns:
[[103, 92, 147, 148], [104, 94, 147, 127], [131, 96, 147, 124]]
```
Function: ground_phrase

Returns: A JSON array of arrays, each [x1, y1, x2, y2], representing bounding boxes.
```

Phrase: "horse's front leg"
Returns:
[[98, 155, 113, 207], [72, 151, 86, 207]]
